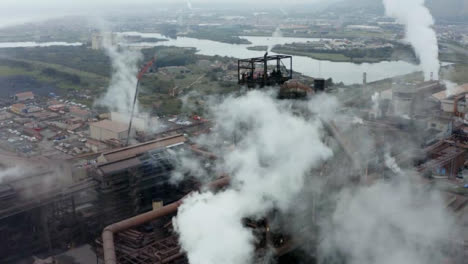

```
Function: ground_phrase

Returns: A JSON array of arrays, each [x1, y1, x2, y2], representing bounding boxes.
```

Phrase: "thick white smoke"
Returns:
[[371, 92, 381, 119], [172, 90, 459, 264], [383, 0, 440, 80], [0, 166, 30, 183], [174, 91, 335, 264], [320, 178, 457, 264], [384, 152, 402, 174], [95, 34, 143, 115]]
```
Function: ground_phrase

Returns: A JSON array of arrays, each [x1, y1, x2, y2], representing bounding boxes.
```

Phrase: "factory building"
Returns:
[[432, 83, 468, 113], [111, 112, 159, 133], [69, 106, 92, 120], [0, 135, 192, 263], [391, 81, 444, 117], [14, 91, 34, 102], [10, 103, 27, 115], [92, 134, 190, 226], [90, 120, 129, 141]]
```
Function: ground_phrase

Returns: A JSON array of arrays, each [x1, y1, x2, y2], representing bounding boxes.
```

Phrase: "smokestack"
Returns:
[[363, 72, 367, 86]]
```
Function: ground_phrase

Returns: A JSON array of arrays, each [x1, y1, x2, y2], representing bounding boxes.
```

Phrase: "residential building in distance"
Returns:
[[14, 91, 34, 102]]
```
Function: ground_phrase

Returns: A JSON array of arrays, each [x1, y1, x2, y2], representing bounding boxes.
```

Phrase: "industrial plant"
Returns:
[[0, 49, 466, 263], [0, 1, 468, 264]]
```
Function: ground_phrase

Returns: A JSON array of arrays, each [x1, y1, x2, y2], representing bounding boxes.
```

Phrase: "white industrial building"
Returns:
[[89, 120, 129, 141], [111, 112, 159, 133]]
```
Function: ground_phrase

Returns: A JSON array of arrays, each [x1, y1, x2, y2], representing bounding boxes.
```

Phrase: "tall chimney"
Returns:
[[363, 72, 367, 86]]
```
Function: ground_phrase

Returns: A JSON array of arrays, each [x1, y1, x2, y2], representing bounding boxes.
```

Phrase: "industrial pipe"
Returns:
[[102, 176, 230, 264], [102, 201, 182, 264]]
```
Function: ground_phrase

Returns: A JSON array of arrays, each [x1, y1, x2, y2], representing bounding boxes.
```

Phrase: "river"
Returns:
[[119, 32, 423, 85], [0, 42, 82, 48], [0, 32, 425, 85]]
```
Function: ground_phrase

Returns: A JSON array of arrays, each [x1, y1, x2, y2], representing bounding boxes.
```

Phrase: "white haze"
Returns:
[[187, 0, 193, 10], [173, 90, 459, 264], [321, 178, 457, 264], [174, 90, 335, 264], [384, 152, 401, 174], [95, 35, 142, 114], [371, 92, 382, 119], [0, 166, 31, 183], [93, 34, 162, 134], [382, 0, 440, 81]]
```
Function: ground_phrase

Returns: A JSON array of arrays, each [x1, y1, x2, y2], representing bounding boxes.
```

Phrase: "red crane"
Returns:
[[126, 57, 156, 146]]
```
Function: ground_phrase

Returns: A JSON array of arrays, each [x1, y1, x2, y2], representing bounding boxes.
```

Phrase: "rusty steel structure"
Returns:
[[238, 54, 292, 87], [100, 177, 230, 264]]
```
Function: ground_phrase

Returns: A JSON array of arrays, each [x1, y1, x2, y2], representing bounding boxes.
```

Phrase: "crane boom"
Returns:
[[126, 57, 156, 146]]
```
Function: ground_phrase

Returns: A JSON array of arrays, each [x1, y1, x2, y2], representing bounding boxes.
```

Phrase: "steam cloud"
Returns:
[[382, 0, 440, 80], [96, 35, 142, 114], [172, 90, 459, 264], [320, 178, 457, 264], [0, 166, 30, 183], [174, 91, 334, 264]]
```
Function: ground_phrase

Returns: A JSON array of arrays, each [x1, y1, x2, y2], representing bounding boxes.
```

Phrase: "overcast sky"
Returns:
[[2, 0, 329, 8], [0, 0, 337, 28]]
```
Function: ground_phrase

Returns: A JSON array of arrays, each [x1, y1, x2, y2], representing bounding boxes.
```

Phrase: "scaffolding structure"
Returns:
[[238, 54, 292, 87]]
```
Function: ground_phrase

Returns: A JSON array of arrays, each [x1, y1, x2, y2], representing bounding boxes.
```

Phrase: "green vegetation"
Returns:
[[185, 26, 251, 44], [142, 46, 197, 68], [0, 45, 238, 115], [272, 43, 416, 63], [247, 46, 268, 51], [440, 64, 468, 84], [272, 48, 352, 62], [123, 36, 167, 43], [0, 46, 112, 76], [0, 58, 108, 92]]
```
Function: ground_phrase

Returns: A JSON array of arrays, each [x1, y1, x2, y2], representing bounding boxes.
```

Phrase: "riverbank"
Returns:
[[246, 46, 268, 51], [271, 47, 415, 64]]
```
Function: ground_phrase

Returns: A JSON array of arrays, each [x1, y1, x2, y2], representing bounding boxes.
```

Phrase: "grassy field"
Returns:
[[0, 58, 109, 93]]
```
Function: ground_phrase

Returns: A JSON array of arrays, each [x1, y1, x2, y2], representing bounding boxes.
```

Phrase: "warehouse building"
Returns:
[[89, 120, 129, 141]]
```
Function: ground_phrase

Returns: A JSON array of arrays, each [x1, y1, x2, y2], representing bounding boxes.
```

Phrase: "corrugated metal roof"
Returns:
[[90, 120, 128, 133], [99, 157, 141, 175], [432, 83, 468, 101], [15, 91, 34, 99], [102, 134, 186, 163]]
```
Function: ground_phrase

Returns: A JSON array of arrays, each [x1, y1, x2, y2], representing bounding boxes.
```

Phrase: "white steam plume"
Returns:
[[267, 27, 283, 52], [0, 166, 30, 183], [383, 0, 440, 80], [371, 92, 381, 119], [187, 0, 193, 10], [320, 179, 457, 264], [173, 91, 459, 264], [95, 34, 143, 115], [174, 91, 334, 264], [384, 152, 401, 174]]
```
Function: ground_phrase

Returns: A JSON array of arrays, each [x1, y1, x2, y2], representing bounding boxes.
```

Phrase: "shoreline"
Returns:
[[271, 47, 415, 64]]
